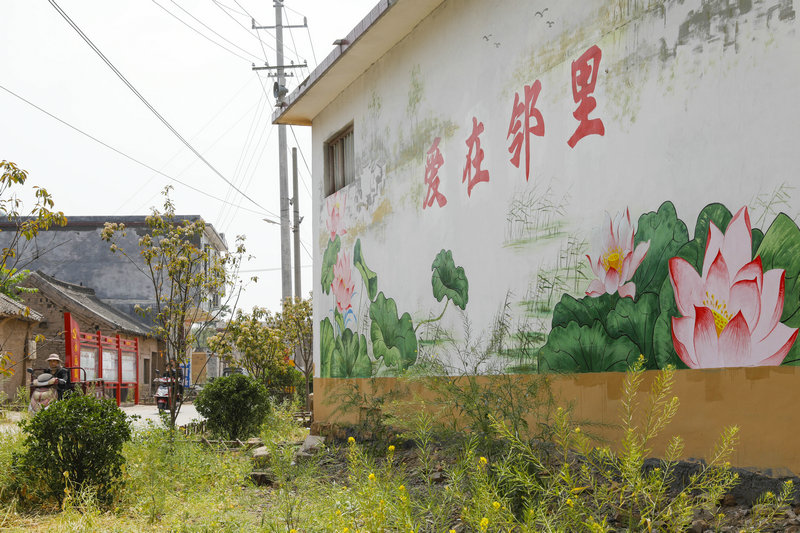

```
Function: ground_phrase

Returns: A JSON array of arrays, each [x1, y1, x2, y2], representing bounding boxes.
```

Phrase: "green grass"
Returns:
[[0, 375, 793, 532]]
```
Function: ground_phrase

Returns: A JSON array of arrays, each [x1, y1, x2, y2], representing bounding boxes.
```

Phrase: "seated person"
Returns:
[[46, 353, 71, 400]]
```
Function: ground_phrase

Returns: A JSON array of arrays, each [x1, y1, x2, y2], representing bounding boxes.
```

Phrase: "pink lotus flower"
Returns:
[[326, 194, 347, 241], [332, 251, 355, 313], [586, 209, 650, 299], [669, 206, 798, 368]]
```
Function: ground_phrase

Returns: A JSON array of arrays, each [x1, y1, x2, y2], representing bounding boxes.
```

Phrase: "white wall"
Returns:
[[312, 0, 800, 377]]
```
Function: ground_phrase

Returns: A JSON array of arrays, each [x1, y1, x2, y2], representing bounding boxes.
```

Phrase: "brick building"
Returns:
[[0, 293, 43, 402], [21, 271, 161, 402]]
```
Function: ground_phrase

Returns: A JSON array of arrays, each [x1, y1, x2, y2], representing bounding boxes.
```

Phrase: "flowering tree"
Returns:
[[207, 307, 296, 393], [0, 160, 66, 376], [102, 187, 247, 428], [280, 297, 313, 410]]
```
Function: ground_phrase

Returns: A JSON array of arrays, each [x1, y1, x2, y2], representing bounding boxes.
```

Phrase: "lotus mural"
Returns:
[[319, 196, 800, 378], [539, 201, 800, 373], [320, 233, 470, 378], [332, 251, 355, 313], [586, 208, 650, 299], [326, 193, 347, 241], [669, 207, 798, 368]]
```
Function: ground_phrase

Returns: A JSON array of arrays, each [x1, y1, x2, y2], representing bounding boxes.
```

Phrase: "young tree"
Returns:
[[0, 160, 66, 376], [280, 296, 313, 410], [207, 307, 295, 394], [101, 187, 246, 428]]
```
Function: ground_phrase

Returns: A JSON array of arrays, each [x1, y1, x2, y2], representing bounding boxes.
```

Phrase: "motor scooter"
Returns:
[[153, 370, 182, 412], [27, 370, 60, 413]]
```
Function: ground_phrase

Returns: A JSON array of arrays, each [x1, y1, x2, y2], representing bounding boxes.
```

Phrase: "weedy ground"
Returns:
[[0, 366, 796, 532]]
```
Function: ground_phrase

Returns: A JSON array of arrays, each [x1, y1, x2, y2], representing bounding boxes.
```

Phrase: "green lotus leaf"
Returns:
[[756, 214, 800, 365], [692, 203, 732, 243], [320, 318, 336, 378], [353, 239, 378, 301], [431, 249, 469, 310], [606, 292, 659, 369], [756, 213, 800, 325], [320, 235, 341, 294], [630, 201, 689, 296], [538, 321, 641, 373], [369, 292, 418, 370], [751, 228, 764, 257], [551, 293, 615, 330], [331, 328, 372, 378]]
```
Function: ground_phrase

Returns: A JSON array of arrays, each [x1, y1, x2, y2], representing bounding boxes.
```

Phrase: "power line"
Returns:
[[165, 0, 263, 63], [116, 76, 256, 214], [211, 0, 276, 61], [280, 3, 318, 66], [288, 125, 312, 197], [282, 6, 310, 77], [151, 0, 255, 63], [0, 83, 277, 220], [300, 239, 313, 261], [240, 264, 311, 273], [216, 85, 268, 224], [220, 97, 276, 232], [212, 0, 248, 17], [252, 75, 312, 200], [232, 0, 305, 61], [47, 0, 274, 218]]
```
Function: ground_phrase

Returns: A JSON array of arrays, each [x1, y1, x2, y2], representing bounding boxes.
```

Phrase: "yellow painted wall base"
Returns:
[[315, 366, 800, 476]]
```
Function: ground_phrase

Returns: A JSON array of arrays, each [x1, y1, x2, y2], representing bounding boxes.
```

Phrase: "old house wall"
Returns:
[[0, 319, 35, 401]]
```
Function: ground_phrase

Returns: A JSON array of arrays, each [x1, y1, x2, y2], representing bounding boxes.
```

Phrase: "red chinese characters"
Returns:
[[507, 80, 545, 181], [423, 137, 447, 209], [568, 45, 605, 148], [463, 117, 490, 196]]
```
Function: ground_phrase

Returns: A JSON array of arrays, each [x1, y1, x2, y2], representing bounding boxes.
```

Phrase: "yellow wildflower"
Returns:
[[388, 445, 395, 453], [480, 517, 489, 532], [368, 473, 376, 482], [566, 498, 574, 507], [479, 456, 487, 466], [348, 437, 355, 444], [493, 501, 501, 510], [398, 484, 405, 491], [574, 427, 581, 433]]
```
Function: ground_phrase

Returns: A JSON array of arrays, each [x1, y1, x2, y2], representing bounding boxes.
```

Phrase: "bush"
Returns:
[[15, 394, 131, 503], [194, 373, 270, 440]]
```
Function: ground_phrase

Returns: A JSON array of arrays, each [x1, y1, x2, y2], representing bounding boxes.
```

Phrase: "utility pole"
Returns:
[[292, 147, 302, 299], [252, 2, 307, 303]]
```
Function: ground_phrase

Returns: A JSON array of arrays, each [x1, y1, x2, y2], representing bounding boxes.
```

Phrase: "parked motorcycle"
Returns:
[[153, 371, 182, 412], [27, 370, 61, 413]]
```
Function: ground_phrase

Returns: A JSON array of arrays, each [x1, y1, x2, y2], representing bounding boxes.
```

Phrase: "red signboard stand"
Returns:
[[63, 313, 139, 406]]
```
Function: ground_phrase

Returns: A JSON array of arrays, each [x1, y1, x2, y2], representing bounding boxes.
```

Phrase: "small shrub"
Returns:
[[194, 373, 270, 440], [15, 394, 131, 504]]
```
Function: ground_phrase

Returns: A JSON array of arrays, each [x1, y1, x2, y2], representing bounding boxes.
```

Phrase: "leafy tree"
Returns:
[[101, 187, 247, 428], [0, 161, 66, 376], [194, 373, 270, 440], [208, 306, 296, 393], [280, 296, 313, 410]]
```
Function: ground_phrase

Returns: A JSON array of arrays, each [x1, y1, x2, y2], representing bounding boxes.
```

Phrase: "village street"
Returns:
[[121, 403, 202, 429], [0, 403, 203, 433]]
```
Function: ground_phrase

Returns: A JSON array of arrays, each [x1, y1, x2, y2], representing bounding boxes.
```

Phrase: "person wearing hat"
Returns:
[[46, 353, 71, 400]]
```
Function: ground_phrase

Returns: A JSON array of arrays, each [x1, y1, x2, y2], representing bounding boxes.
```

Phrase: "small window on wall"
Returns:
[[324, 123, 354, 196]]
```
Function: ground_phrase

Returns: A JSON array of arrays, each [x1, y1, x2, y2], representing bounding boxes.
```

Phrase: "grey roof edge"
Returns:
[[0, 215, 227, 251], [271, 0, 394, 124], [0, 292, 44, 322], [28, 271, 154, 337]]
